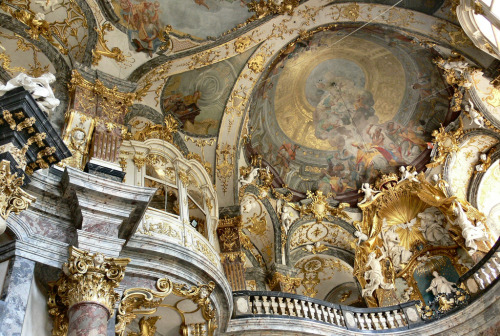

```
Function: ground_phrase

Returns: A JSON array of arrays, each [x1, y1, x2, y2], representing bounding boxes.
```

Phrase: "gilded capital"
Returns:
[[48, 246, 130, 333], [0, 160, 36, 231]]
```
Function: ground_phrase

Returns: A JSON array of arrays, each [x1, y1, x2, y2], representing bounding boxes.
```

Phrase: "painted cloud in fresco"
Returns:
[[113, 0, 252, 55]]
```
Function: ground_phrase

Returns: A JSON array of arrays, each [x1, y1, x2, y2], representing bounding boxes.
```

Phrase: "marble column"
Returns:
[[67, 302, 109, 336], [48, 246, 129, 336], [0, 256, 36, 336]]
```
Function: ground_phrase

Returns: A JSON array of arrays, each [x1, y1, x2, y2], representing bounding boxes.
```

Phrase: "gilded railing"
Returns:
[[137, 208, 221, 270]]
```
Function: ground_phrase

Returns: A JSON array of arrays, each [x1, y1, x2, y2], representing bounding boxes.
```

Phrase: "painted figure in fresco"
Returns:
[[426, 271, 457, 296], [119, 0, 164, 55], [313, 73, 375, 147], [274, 142, 299, 175], [163, 91, 202, 127], [362, 250, 394, 297]]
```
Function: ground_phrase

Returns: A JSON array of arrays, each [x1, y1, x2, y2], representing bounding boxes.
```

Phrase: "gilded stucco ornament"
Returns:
[[130, 115, 179, 143], [0, 160, 36, 234], [353, 166, 490, 307], [92, 23, 126, 65], [116, 278, 217, 336], [48, 247, 130, 336], [247, 0, 299, 20], [427, 117, 464, 168], [290, 190, 350, 224]]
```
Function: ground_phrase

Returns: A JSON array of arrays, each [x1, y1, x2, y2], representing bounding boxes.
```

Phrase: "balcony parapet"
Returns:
[[232, 290, 423, 332], [459, 236, 500, 297], [135, 207, 222, 271]]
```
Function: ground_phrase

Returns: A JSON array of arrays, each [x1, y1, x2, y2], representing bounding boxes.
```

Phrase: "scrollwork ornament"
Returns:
[[0, 160, 36, 230], [48, 246, 130, 329]]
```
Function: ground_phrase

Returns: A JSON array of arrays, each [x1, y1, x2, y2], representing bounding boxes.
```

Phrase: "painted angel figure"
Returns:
[[426, 271, 456, 296], [358, 183, 379, 205], [239, 167, 259, 186]]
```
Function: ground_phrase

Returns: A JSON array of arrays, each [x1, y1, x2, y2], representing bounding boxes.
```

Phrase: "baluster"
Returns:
[[474, 272, 486, 290], [325, 307, 333, 324], [307, 301, 315, 320], [364, 313, 374, 330], [491, 256, 500, 272], [301, 300, 309, 319], [270, 296, 278, 315], [314, 304, 323, 321], [254, 296, 263, 314], [286, 298, 296, 316], [370, 312, 381, 330], [277, 297, 286, 315], [354, 313, 363, 329], [486, 261, 498, 279], [250, 296, 257, 314], [385, 311, 395, 328], [262, 296, 270, 314], [293, 299, 302, 317], [377, 312, 388, 329], [394, 310, 405, 327], [332, 308, 342, 326], [480, 267, 492, 285], [322, 306, 330, 323]]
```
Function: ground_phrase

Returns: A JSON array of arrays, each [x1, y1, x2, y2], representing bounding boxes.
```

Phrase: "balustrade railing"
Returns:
[[136, 208, 222, 270], [231, 238, 500, 333], [459, 237, 500, 296], [232, 291, 423, 332]]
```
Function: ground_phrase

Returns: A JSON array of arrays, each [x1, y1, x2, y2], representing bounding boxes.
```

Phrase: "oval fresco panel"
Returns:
[[249, 26, 450, 199]]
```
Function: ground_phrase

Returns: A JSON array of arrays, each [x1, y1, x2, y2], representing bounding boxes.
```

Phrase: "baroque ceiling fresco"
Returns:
[[248, 25, 451, 200], [1, 0, 500, 329]]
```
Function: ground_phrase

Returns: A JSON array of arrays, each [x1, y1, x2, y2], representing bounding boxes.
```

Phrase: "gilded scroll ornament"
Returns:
[[116, 278, 217, 336], [427, 118, 464, 168], [0, 160, 36, 224], [92, 23, 126, 65], [131, 115, 179, 142], [216, 144, 235, 193], [247, 0, 300, 20], [269, 271, 301, 294], [291, 190, 350, 224]]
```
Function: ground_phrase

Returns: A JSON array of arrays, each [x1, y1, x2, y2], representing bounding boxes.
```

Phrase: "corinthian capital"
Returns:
[[48, 247, 130, 334]]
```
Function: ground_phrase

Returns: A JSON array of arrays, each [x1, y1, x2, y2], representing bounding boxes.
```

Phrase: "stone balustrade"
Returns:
[[232, 291, 423, 332], [136, 207, 222, 270], [459, 237, 500, 296]]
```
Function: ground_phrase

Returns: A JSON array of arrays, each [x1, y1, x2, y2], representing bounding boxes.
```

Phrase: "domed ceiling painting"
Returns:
[[249, 26, 451, 200]]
